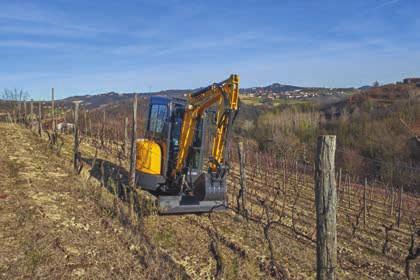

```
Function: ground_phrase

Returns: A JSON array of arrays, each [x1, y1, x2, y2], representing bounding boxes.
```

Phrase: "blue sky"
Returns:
[[1, 0, 419, 99]]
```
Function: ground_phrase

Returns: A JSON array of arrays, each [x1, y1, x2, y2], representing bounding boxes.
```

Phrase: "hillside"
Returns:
[[233, 82, 420, 193], [0, 83, 356, 112]]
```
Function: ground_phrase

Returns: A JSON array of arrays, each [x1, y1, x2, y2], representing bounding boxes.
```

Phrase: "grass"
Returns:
[[23, 239, 49, 276], [15, 205, 36, 226], [5, 159, 20, 178], [153, 227, 176, 248]]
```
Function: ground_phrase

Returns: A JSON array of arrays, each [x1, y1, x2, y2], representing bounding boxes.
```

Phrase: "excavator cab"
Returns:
[[137, 97, 204, 191], [136, 75, 239, 214]]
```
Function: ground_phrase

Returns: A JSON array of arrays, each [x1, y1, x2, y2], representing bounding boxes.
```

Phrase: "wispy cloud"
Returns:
[[110, 32, 292, 57], [0, 2, 155, 40], [0, 24, 92, 38], [0, 40, 62, 49], [373, 0, 401, 10], [0, 39, 102, 52]]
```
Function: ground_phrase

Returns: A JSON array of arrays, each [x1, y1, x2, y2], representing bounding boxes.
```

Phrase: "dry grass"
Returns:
[[1, 122, 419, 280], [0, 123, 186, 279]]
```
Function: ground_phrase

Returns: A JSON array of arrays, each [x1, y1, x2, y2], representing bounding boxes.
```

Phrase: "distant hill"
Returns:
[[320, 83, 419, 119], [241, 83, 304, 94], [59, 89, 190, 109], [50, 83, 357, 110], [58, 83, 307, 108], [56, 84, 306, 109]]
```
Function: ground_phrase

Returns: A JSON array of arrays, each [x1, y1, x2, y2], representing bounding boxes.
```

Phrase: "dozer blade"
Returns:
[[159, 195, 226, 214], [159, 173, 226, 214]]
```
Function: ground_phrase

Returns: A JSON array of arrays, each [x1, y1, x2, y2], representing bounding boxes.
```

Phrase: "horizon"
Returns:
[[1, 0, 420, 99]]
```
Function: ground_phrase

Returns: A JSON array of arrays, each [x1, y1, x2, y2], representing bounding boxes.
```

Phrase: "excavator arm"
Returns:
[[173, 74, 240, 176]]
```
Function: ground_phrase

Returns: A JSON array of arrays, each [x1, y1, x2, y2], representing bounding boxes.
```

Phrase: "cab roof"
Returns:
[[150, 95, 186, 106]]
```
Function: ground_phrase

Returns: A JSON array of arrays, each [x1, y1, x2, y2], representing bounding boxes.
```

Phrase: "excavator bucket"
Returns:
[[158, 173, 227, 214], [158, 196, 226, 214]]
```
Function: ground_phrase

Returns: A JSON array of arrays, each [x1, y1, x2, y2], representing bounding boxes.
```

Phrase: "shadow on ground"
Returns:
[[81, 157, 131, 201]]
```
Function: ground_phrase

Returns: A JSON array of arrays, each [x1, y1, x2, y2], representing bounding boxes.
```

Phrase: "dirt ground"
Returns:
[[0, 123, 185, 279]]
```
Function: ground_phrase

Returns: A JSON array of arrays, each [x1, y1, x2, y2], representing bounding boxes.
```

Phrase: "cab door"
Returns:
[[136, 99, 169, 177], [146, 100, 169, 174]]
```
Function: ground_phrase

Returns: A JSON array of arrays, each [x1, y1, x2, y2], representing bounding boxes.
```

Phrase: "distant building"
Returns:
[[403, 77, 420, 84]]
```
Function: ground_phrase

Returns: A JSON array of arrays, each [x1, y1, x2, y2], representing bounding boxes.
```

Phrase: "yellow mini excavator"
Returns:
[[136, 74, 239, 214]]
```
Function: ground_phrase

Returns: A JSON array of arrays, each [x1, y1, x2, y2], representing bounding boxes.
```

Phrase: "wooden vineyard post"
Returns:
[[51, 88, 55, 131], [73, 101, 81, 172], [23, 100, 27, 124], [38, 102, 42, 137], [30, 100, 33, 128], [315, 135, 337, 280], [237, 141, 247, 216], [337, 168, 342, 201], [364, 178, 367, 228], [17, 102, 21, 123], [89, 118, 92, 137], [101, 110, 106, 148], [84, 110, 88, 136], [347, 175, 351, 209], [397, 186, 403, 228], [283, 159, 287, 194], [390, 186, 394, 216], [129, 94, 138, 209], [124, 117, 128, 158]]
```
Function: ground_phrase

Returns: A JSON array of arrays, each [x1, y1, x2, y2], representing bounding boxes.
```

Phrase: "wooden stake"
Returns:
[[23, 100, 27, 123], [17, 102, 21, 123], [51, 88, 55, 131], [315, 135, 337, 280], [364, 178, 367, 227], [89, 118, 92, 137], [397, 186, 403, 228], [38, 102, 42, 137], [84, 110, 88, 136], [73, 101, 81, 171], [390, 186, 394, 216], [124, 117, 128, 158], [237, 141, 247, 215], [129, 94, 137, 190], [348, 176, 351, 209], [337, 168, 342, 201], [30, 100, 33, 124], [101, 110, 106, 148]]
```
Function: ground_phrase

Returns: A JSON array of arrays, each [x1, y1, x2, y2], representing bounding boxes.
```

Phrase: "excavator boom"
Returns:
[[174, 74, 239, 175]]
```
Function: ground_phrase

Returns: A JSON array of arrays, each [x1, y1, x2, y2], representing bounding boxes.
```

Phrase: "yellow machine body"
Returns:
[[134, 74, 240, 214], [136, 139, 162, 175]]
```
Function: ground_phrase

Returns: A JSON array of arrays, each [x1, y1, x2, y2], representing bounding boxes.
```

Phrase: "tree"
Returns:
[[2, 89, 30, 101]]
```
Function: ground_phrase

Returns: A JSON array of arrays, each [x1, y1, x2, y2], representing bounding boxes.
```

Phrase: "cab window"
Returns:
[[148, 104, 167, 135]]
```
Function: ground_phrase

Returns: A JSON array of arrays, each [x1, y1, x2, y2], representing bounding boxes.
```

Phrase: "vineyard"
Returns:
[[1, 98, 419, 280]]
